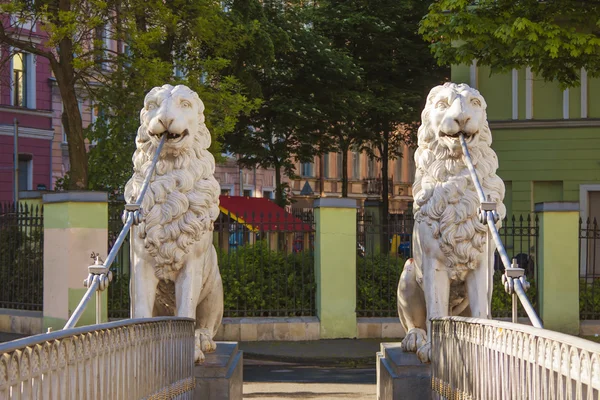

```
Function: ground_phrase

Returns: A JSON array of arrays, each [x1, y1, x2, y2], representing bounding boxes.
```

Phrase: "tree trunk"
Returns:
[[381, 132, 390, 254], [341, 146, 349, 197], [53, 33, 88, 190], [274, 163, 285, 208], [319, 154, 325, 196]]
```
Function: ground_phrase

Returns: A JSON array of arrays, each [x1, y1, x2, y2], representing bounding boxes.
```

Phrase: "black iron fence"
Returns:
[[492, 214, 539, 318], [356, 212, 538, 318], [0, 203, 43, 311], [579, 217, 600, 319], [107, 201, 130, 319], [106, 202, 317, 318], [356, 212, 413, 317], [216, 211, 316, 317]]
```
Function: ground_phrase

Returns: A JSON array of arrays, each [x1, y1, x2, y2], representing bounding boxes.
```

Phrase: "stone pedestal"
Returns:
[[194, 342, 243, 400], [376, 343, 431, 400]]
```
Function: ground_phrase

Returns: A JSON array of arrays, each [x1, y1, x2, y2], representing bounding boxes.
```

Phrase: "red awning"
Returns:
[[219, 196, 313, 232]]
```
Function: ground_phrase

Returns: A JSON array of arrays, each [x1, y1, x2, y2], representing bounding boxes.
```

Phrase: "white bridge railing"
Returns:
[[431, 317, 600, 400], [0, 317, 195, 399]]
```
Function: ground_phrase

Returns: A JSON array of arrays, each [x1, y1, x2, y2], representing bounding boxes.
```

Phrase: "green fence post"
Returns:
[[314, 198, 358, 338], [43, 192, 108, 330], [535, 201, 580, 335]]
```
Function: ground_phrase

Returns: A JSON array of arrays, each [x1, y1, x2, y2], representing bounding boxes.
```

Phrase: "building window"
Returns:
[[95, 24, 109, 69], [243, 189, 253, 197], [18, 154, 33, 191], [337, 153, 343, 178], [352, 151, 360, 179], [174, 64, 186, 79], [221, 188, 231, 196], [263, 190, 273, 199], [367, 156, 376, 178], [11, 52, 35, 109], [395, 158, 402, 182], [323, 153, 330, 179], [301, 162, 314, 177], [12, 52, 27, 107]]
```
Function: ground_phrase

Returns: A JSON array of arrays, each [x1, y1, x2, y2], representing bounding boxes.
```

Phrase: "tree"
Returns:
[[87, 0, 262, 193], [420, 0, 600, 88], [315, 0, 447, 236], [0, 0, 125, 189], [223, 1, 362, 207]]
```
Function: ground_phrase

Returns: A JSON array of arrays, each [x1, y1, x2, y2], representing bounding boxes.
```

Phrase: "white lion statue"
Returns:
[[124, 84, 223, 363], [397, 82, 506, 363]]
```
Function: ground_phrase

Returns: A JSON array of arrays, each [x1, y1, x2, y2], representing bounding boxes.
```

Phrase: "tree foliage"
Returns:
[[420, 0, 600, 88], [87, 0, 263, 194], [314, 0, 447, 223], [223, 1, 364, 206]]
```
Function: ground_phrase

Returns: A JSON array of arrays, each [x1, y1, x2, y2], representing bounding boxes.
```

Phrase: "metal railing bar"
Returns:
[[134, 135, 168, 209], [2, 316, 194, 354], [63, 276, 101, 329], [101, 212, 134, 275], [514, 279, 543, 328], [63, 134, 166, 329], [459, 134, 543, 328]]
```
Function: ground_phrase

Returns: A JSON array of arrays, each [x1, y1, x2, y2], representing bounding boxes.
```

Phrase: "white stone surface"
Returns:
[[125, 84, 223, 363], [397, 83, 506, 363]]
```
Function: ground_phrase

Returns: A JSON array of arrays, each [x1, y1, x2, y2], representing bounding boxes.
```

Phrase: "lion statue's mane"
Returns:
[[124, 85, 221, 282], [412, 83, 506, 280]]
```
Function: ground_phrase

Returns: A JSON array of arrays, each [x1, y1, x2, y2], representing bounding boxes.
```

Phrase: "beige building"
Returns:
[[290, 143, 415, 211], [214, 143, 415, 211]]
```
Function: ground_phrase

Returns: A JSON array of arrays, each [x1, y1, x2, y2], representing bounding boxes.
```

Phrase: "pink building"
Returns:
[[0, 20, 55, 203], [214, 154, 290, 200]]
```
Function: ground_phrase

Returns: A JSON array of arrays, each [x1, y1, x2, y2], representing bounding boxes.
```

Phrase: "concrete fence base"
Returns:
[[212, 317, 406, 341], [0, 309, 42, 335]]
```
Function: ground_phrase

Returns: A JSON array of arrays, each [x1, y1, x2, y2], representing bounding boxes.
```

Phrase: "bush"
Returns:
[[218, 241, 316, 317], [0, 218, 44, 310], [108, 273, 130, 319], [491, 271, 537, 318], [356, 254, 405, 317], [579, 278, 600, 320]]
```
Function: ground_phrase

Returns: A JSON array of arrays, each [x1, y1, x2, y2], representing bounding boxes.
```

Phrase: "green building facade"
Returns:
[[452, 63, 600, 221]]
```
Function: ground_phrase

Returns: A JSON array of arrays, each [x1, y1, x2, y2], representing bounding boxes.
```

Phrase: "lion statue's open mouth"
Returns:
[[397, 82, 506, 364], [150, 129, 190, 142]]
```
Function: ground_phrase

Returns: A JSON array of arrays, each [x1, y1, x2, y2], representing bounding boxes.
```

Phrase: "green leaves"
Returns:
[[420, 0, 600, 88]]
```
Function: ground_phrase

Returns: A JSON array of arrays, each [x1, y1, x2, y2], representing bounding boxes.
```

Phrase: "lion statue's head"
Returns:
[[124, 84, 221, 281], [413, 82, 506, 279]]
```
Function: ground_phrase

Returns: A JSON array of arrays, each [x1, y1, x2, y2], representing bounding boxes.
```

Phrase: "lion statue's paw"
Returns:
[[416, 342, 432, 364], [197, 328, 217, 353], [194, 342, 205, 364], [401, 328, 427, 353], [194, 329, 217, 364]]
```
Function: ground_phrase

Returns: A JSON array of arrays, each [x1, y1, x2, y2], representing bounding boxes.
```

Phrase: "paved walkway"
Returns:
[[244, 382, 375, 400], [240, 339, 402, 400]]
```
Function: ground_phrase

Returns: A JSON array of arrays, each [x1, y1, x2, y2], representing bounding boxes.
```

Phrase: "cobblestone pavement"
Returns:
[[244, 382, 375, 400]]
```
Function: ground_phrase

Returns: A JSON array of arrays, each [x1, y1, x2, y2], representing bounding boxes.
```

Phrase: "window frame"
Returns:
[[18, 153, 33, 191]]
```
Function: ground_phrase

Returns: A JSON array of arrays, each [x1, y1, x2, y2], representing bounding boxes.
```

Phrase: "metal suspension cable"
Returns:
[[63, 135, 167, 330], [459, 134, 543, 329]]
